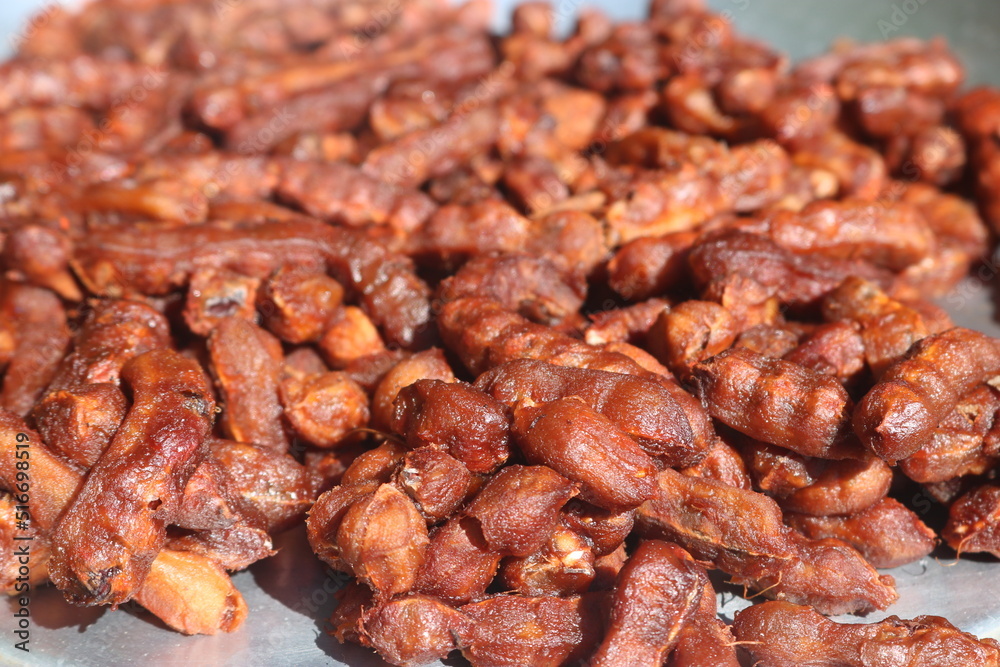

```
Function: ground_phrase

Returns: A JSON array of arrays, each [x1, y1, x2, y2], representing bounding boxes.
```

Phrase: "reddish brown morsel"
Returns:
[[512, 397, 657, 512], [208, 317, 288, 452], [464, 465, 577, 558], [636, 468, 897, 615], [460, 594, 602, 667], [854, 328, 1000, 462], [48, 349, 216, 606], [787, 497, 936, 568], [392, 379, 511, 474], [693, 347, 861, 459], [590, 540, 706, 667], [733, 601, 1000, 667]]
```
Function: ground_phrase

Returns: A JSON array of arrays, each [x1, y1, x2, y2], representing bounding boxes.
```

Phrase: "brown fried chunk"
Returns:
[[512, 398, 657, 512], [636, 468, 897, 615], [693, 347, 860, 459], [460, 595, 602, 667], [788, 497, 936, 568], [392, 380, 511, 474], [464, 465, 577, 558], [733, 601, 1000, 667], [855, 328, 1000, 462], [49, 349, 216, 606], [590, 540, 706, 667], [208, 318, 288, 452]]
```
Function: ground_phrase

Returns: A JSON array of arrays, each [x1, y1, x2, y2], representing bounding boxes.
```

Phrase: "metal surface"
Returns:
[[2, 0, 1000, 664]]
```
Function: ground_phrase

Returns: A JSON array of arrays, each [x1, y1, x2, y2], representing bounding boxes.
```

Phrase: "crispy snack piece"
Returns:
[[464, 465, 577, 558], [688, 230, 892, 309], [899, 385, 1000, 483], [258, 267, 344, 344], [392, 379, 512, 474], [337, 483, 429, 598], [415, 516, 503, 605], [0, 411, 84, 532], [371, 350, 455, 431], [460, 595, 602, 667], [733, 601, 1000, 667], [0, 283, 71, 417], [183, 269, 261, 336], [943, 485, 1000, 558], [590, 540, 706, 667], [512, 398, 657, 512], [359, 595, 473, 667], [45, 300, 172, 392], [133, 549, 248, 636], [788, 498, 936, 568], [208, 318, 288, 452], [437, 253, 585, 327], [823, 277, 935, 379], [636, 468, 897, 615], [743, 440, 892, 516], [498, 523, 596, 596], [32, 383, 128, 469], [854, 328, 1000, 462], [48, 349, 216, 606], [693, 347, 861, 459], [477, 359, 708, 466], [397, 447, 475, 524], [280, 371, 369, 448], [72, 219, 432, 349], [666, 579, 740, 667]]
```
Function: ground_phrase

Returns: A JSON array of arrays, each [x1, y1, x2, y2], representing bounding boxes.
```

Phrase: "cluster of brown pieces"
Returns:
[[3, 0, 1000, 663]]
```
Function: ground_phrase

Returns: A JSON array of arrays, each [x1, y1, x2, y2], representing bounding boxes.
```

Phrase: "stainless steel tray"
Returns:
[[3, 0, 1000, 664]]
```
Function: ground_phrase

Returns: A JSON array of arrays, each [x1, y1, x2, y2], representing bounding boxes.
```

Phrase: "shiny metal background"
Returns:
[[2, 0, 1000, 664]]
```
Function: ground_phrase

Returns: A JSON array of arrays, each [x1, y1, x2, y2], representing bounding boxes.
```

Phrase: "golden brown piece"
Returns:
[[743, 440, 892, 516], [465, 465, 577, 558], [280, 371, 369, 448], [590, 540, 706, 667], [498, 523, 596, 596], [392, 380, 511, 474], [371, 350, 455, 431], [460, 595, 602, 667], [733, 601, 1000, 667], [359, 595, 473, 667], [32, 384, 127, 469], [943, 485, 1000, 558], [637, 469, 897, 615], [336, 484, 429, 598], [693, 347, 860, 459], [397, 447, 475, 524], [478, 359, 707, 466], [512, 398, 657, 512], [133, 550, 247, 636], [0, 283, 70, 417], [854, 328, 1000, 462], [666, 579, 740, 667], [72, 219, 432, 349], [183, 269, 261, 336], [257, 267, 344, 344], [787, 498, 936, 568], [414, 516, 502, 605], [208, 318, 288, 452], [48, 349, 216, 606]]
